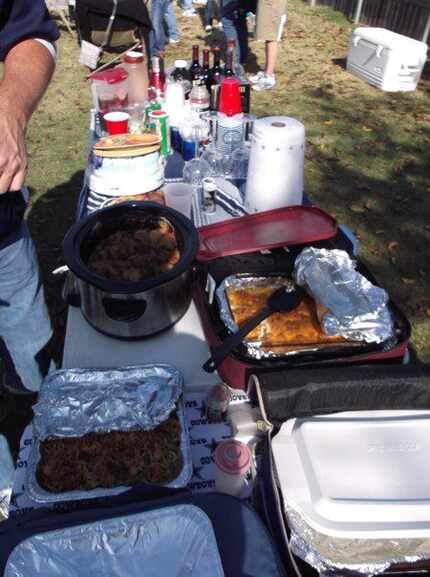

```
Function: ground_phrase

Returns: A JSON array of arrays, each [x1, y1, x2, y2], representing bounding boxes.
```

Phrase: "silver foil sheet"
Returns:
[[33, 365, 183, 440], [286, 504, 430, 577], [294, 248, 394, 344], [215, 274, 357, 360], [5, 504, 225, 577], [26, 365, 192, 503]]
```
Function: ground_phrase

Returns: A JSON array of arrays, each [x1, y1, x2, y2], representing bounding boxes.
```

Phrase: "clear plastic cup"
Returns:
[[163, 182, 194, 218]]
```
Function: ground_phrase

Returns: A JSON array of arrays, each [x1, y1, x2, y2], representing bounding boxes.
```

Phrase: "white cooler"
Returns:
[[347, 27, 428, 92]]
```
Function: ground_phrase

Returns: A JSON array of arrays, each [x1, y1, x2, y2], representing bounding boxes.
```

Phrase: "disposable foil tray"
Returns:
[[216, 274, 359, 360], [4, 504, 225, 577], [25, 365, 192, 504]]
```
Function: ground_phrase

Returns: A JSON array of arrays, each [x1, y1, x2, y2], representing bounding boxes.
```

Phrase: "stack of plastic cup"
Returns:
[[216, 78, 243, 154]]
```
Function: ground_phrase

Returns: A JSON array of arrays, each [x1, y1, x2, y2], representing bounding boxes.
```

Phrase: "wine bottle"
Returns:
[[210, 47, 223, 85], [190, 44, 203, 82], [202, 49, 211, 91], [224, 45, 234, 78]]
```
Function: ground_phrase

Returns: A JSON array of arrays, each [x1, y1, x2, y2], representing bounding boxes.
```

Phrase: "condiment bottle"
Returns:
[[205, 383, 231, 423], [122, 50, 149, 105], [214, 440, 252, 497]]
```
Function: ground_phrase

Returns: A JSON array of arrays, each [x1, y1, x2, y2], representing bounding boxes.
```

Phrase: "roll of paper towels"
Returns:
[[245, 116, 305, 213]]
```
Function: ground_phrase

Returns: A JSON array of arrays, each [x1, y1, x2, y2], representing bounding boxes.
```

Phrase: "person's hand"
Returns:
[[0, 104, 28, 194]]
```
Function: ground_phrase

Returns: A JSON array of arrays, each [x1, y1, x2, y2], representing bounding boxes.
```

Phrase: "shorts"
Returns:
[[256, 0, 287, 42]]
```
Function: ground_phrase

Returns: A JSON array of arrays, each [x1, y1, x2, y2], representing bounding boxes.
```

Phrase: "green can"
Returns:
[[149, 109, 170, 156], [145, 101, 162, 130]]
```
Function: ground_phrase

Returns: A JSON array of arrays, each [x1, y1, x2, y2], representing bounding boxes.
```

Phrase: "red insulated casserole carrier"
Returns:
[[193, 206, 411, 390]]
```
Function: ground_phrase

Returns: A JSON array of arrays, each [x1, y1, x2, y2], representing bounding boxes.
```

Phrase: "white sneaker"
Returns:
[[248, 70, 265, 84], [169, 38, 180, 43], [252, 73, 276, 91], [216, 21, 223, 29], [205, 24, 212, 31], [182, 8, 197, 16], [193, 0, 207, 4]]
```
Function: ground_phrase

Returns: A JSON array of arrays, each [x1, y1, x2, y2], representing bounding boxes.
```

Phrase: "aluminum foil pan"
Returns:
[[33, 365, 182, 440], [216, 274, 359, 360], [5, 504, 225, 577], [286, 504, 430, 577], [294, 247, 394, 344], [26, 366, 192, 504]]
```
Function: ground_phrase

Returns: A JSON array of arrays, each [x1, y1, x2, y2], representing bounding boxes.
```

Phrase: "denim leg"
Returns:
[[221, 14, 240, 61], [164, 1, 178, 40], [205, 0, 215, 25], [150, 0, 167, 55], [0, 222, 52, 392]]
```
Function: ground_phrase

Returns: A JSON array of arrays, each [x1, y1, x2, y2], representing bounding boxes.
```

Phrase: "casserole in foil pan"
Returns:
[[25, 365, 192, 504], [216, 274, 358, 360], [4, 504, 225, 577]]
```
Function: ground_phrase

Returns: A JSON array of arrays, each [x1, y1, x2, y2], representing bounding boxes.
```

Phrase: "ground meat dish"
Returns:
[[87, 218, 181, 282], [37, 414, 183, 492]]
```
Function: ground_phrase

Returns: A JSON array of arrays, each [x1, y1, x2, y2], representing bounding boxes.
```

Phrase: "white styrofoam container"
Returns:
[[347, 27, 428, 91], [273, 410, 430, 539]]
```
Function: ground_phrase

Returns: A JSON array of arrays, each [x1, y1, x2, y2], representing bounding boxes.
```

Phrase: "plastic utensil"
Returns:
[[203, 286, 305, 372]]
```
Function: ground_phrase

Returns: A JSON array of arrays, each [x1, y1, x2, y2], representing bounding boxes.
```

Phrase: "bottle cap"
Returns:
[[214, 440, 252, 476]]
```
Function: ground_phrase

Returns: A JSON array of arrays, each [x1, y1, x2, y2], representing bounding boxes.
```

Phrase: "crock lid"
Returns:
[[90, 66, 128, 84], [63, 202, 199, 294], [197, 206, 338, 261], [214, 440, 251, 476], [124, 50, 145, 64]]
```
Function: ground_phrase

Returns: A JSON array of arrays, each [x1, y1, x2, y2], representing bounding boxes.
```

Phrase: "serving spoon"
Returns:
[[203, 285, 305, 373]]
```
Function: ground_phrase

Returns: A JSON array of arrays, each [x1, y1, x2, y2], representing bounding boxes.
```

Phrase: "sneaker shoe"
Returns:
[[182, 8, 197, 16], [169, 38, 180, 44], [252, 73, 276, 91], [216, 21, 223, 29], [193, 0, 207, 4], [205, 24, 212, 32], [248, 70, 265, 84]]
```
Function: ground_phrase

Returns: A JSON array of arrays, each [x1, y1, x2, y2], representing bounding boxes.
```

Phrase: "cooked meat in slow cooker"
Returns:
[[87, 218, 181, 282], [37, 414, 183, 492]]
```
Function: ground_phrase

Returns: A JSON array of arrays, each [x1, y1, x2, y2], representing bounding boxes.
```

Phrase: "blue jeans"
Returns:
[[0, 221, 52, 392], [150, 0, 178, 54], [221, 1, 248, 64], [205, 0, 220, 25]]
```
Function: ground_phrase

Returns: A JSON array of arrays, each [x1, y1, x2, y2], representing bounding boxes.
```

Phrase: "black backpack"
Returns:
[[75, 0, 151, 53]]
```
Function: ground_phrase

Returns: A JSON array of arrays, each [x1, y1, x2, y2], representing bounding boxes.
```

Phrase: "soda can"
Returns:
[[149, 110, 170, 156], [145, 102, 162, 130]]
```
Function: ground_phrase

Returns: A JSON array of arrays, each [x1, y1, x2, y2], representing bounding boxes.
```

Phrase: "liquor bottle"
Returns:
[[189, 80, 210, 113], [149, 56, 165, 100], [224, 44, 235, 78], [210, 47, 223, 85], [202, 49, 211, 91], [190, 45, 203, 82]]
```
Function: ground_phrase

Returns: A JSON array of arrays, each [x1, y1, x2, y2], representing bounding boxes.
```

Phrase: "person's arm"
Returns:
[[0, 39, 55, 193]]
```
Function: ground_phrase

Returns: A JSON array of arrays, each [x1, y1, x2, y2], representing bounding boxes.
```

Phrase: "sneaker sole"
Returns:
[[252, 84, 275, 91]]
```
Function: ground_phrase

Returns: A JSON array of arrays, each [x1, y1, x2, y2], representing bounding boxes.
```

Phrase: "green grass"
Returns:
[[26, 0, 430, 362]]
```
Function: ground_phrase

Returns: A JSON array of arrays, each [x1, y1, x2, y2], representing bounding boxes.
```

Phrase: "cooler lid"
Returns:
[[197, 206, 337, 261], [353, 27, 427, 53], [273, 409, 430, 539]]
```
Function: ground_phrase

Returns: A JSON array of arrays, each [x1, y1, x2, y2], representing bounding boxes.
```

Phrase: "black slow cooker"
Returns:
[[63, 202, 199, 339]]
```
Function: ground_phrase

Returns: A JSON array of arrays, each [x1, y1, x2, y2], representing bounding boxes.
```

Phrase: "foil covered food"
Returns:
[[216, 275, 349, 359]]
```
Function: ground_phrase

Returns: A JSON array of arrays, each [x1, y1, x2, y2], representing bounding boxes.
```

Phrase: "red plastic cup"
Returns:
[[103, 111, 130, 135], [218, 78, 242, 117]]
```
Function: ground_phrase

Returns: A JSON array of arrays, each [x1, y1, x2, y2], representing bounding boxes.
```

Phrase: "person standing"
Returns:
[[150, 0, 179, 54], [220, 0, 248, 66], [0, 0, 59, 398], [249, 0, 286, 90]]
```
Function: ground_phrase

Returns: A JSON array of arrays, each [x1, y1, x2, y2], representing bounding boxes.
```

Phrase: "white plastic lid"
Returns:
[[174, 60, 188, 69], [273, 410, 430, 539]]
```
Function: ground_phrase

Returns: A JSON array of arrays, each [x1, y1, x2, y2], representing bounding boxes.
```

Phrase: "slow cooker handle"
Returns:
[[102, 297, 147, 323]]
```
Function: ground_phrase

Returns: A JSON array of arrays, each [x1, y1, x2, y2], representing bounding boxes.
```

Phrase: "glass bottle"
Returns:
[[190, 45, 203, 82]]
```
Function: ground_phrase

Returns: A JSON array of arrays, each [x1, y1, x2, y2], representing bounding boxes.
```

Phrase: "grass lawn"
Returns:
[[25, 0, 430, 369]]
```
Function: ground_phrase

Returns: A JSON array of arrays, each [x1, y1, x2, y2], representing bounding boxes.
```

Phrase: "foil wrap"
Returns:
[[216, 274, 358, 360], [26, 365, 192, 503], [33, 364, 183, 440], [0, 434, 14, 520], [286, 504, 430, 576], [5, 505, 225, 577], [294, 248, 394, 344]]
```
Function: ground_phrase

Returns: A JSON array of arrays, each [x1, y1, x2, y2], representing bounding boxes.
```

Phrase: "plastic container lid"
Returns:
[[124, 50, 144, 64], [214, 440, 251, 476], [90, 66, 128, 84], [174, 59, 188, 68], [273, 410, 430, 539], [197, 206, 338, 261]]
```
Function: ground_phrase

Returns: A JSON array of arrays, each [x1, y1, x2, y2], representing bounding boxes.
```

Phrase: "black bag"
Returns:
[[75, 0, 151, 52]]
